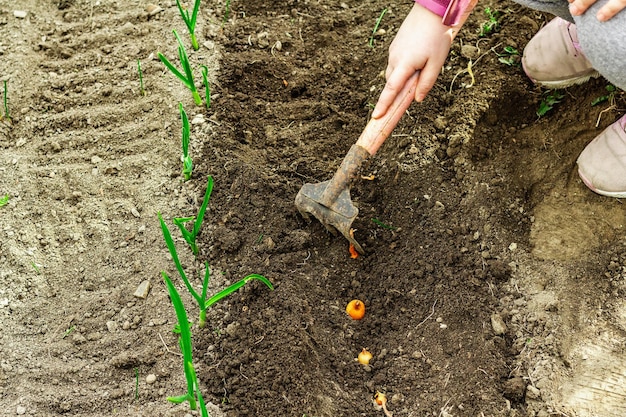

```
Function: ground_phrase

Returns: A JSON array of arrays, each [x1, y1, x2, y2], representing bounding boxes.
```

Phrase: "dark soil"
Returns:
[[2, 0, 626, 416]]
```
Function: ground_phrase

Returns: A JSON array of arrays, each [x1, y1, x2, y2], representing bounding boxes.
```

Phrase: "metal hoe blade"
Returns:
[[295, 145, 370, 254], [295, 181, 364, 254]]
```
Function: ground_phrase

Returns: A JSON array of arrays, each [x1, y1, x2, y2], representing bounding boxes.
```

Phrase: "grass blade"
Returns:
[[369, 8, 387, 47], [137, 60, 145, 96], [2, 80, 9, 120]]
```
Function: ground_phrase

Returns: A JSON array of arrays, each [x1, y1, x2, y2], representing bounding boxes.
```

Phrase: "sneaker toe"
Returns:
[[577, 116, 626, 197]]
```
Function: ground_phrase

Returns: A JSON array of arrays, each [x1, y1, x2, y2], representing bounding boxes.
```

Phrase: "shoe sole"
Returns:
[[534, 71, 600, 89], [578, 168, 626, 198]]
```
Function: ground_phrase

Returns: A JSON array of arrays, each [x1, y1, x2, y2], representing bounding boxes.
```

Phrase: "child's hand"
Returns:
[[372, 3, 455, 119], [569, 0, 626, 21]]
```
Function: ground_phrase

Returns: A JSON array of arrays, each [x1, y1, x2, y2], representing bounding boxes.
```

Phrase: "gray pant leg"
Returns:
[[511, 0, 626, 90], [574, 3, 626, 90]]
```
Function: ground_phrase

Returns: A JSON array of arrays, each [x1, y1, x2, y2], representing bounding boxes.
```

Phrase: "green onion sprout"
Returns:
[[173, 176, 213, 255], [158, 30, 202, 106], [176, 0, 202, 51], [179, 103, 193, 181], [201, 65, 211, 110]]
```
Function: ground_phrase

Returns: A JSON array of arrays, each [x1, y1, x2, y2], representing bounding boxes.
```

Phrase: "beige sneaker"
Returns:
[[577, 115, 626, 198], [522, 17, 599, 88]]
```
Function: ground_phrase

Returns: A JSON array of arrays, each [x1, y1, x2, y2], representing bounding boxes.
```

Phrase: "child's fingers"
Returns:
[[596, 0, 626, 21], [568, 0, 596, 15], [372, 66, 417, 119], [414, 64, 440, 103]]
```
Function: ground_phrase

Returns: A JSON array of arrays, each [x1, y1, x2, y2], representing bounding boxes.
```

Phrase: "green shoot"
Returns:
[[0, 194, 9, 207], [371, 218, 397, 230], [479, 7, 500, 37], [496, 46, 519, 66], [201, 65, 211, 110], [369, 8, 388, 47], [137, 60, 145, 96], [592, 84, 616, 106], [176, 0, 202, 50], [173, 176, 213, 255], [31, 262, 40, 274], [159, 207, 274, 328], [162, 273, 198, 411], [223, 0, 231, 26], [2, 80, 9, 121], [134, 368, 139, 400], [179, 103, 193, 181], [536, 90, 564, 118], [158, 30, 202, 106], [62, 326, 75, 339]]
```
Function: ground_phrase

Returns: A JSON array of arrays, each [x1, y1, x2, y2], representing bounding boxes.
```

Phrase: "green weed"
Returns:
[[497, 46, 519, 66], [158, 30, 202, 106], [0, 194, 9, 207], [134, 368, 139, 400], [536, 90, 564, 117], [371, 218, 397, 230], [137, 60, 145, 96], [592, 84, 616, 106], [176, 0, 202, 50], [62, 325, 75, 339], [179, 103, 193, 181], [369, 8, 388, 47], [479, 7, 500, 37]]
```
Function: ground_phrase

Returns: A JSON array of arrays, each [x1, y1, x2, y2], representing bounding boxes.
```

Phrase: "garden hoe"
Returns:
[[295, 72, 419, 254]]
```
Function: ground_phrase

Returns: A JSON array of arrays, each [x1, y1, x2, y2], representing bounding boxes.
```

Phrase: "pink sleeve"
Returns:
[[414, 0, 451, 17], [415, 0, 475, 26]]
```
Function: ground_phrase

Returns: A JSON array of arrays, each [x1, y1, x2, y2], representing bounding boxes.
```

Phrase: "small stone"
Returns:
[[145, 4, 163, 16], [122, 321, 131, 330], [133, 280, 151, 299], [491, 313, 507, 335], [461, 44, 479, 59], [191, 114, 205, 125], [16, 405, 26, 415], [91, 155, 102, 164], [508, 242, 518, 251], [106, 321, 118, 332], [433, 116, 448, 130], [146, 374, 157, 384], [526, 385, 541, 400], [13, 10, 27, 19], [503, 377, 525, 401], [130, 207, 141, 218]]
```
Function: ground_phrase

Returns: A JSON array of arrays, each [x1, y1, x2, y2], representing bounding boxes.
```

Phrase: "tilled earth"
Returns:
[[1, 1, 626, 417]]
